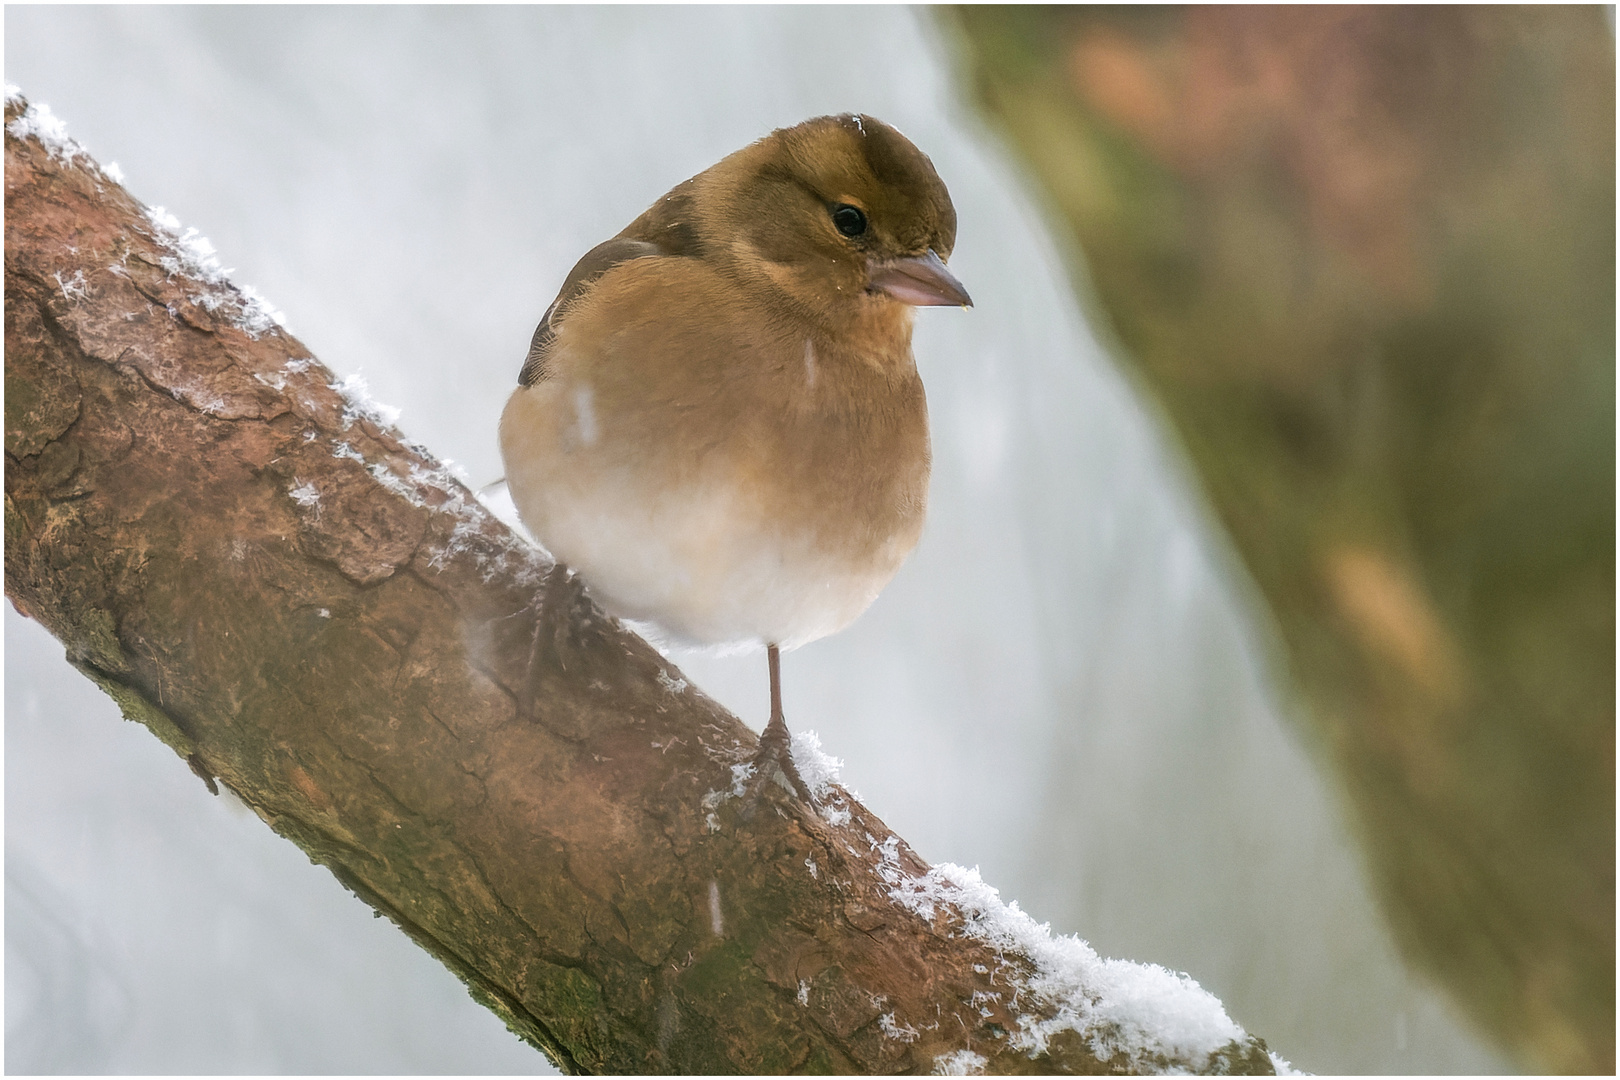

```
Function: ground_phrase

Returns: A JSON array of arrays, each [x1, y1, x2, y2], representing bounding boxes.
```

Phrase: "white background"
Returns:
[[5, 7, 1508, 1074]]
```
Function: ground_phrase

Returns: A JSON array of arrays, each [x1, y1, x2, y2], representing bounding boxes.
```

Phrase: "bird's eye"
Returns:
[[831, 204, 867, 238]]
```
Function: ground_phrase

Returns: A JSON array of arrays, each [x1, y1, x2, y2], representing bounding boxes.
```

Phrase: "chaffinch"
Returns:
[[500, 113, 969, 801]]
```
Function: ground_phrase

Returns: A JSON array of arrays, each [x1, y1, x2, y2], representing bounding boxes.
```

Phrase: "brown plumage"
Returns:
[[500, 113, 968, 799]]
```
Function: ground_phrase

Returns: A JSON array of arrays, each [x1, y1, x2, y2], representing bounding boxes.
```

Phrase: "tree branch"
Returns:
[[4, 91, 1278, 1076]]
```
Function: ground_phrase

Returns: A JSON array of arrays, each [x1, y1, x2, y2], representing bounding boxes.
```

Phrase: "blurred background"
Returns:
[[5, 6, 1607, 1074]]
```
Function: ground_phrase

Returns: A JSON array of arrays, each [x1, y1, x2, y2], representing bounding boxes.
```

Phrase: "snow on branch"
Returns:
[[4, 88, 1289, 1076]]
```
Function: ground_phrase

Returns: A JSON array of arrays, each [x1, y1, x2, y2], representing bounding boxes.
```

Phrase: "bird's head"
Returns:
[[697, 113, 970, 331]]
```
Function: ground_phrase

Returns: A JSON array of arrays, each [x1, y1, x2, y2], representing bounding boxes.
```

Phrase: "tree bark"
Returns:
[[4, 94, 1277, 1075]]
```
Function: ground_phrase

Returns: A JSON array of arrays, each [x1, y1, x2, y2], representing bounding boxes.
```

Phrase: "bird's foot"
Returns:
[[741, 710, 816, 816], [517, 561, 583, 722]]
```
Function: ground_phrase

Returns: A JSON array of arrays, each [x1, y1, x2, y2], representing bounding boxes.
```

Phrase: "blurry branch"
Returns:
[[941, 6, 1614, 1074], [3, 94, 1281, 1075]]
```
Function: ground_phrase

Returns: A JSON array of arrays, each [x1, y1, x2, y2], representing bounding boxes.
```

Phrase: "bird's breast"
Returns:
[[499, 262, 930, 648]]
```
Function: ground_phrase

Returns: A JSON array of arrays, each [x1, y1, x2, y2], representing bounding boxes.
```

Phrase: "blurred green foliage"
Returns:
[[942, 6, 1613, 1073]]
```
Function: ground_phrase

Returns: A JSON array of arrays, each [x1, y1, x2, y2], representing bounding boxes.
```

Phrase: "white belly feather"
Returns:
[[500, 384, 904, 650]]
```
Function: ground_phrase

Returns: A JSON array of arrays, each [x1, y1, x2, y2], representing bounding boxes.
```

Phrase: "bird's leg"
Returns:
[[745, 644, 816, 807], [517, 561, 578, 722]]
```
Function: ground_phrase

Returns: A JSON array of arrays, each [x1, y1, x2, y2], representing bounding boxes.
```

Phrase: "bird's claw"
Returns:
[[740, 711, 816, 818], [517, 562, 582, 722]]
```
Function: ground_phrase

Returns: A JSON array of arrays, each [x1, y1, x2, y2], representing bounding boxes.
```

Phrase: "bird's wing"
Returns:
[[518, 181, 702, 387], [519, 237, 659, 386]]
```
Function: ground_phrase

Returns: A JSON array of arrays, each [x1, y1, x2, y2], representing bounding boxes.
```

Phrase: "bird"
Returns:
[[499, 113, 969, 803]]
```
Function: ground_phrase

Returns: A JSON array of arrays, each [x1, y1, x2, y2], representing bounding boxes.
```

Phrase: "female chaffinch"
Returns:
[[501, 113, 969, 801]]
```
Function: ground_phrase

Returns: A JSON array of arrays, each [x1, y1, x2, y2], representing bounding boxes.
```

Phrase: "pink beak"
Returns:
[[867, 249, 973, 308]]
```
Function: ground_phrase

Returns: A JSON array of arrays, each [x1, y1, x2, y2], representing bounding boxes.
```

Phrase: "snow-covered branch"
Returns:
[[4, 90, 1285, 1076]]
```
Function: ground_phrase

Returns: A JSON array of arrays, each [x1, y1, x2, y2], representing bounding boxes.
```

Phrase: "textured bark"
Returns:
[[941, 7, 1614, 1074], [4, 96, 1276, 1075]]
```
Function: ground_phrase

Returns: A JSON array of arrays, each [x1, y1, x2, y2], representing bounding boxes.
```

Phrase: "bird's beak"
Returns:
[[867, 249, 973, 308]]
